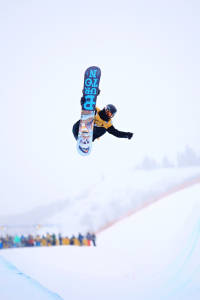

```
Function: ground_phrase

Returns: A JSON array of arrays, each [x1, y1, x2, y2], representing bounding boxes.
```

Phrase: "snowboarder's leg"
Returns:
[[72, 120, 80, 140], [73, 122, 106, 142], [93, 126, 106, 141]]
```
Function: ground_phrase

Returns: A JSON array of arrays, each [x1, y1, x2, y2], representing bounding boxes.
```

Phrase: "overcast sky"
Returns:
[[0, 0, 200, 215]]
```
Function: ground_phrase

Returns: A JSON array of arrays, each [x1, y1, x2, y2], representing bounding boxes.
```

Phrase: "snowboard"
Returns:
[[77, 66, 101, 156]]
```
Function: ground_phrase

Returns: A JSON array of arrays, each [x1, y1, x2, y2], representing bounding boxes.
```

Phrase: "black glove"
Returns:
[[80, 96, 85, 106], [97, 88, 101, 95], [127, 132, 133, 139]]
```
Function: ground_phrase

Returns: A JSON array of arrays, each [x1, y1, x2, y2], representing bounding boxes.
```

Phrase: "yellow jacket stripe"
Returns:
[[94, 107, 112, 129]]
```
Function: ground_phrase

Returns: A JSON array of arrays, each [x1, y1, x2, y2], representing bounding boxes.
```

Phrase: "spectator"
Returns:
[[52, 233, 56, 246], [8, 235, 14, 248], [62, 237, 70, 245], [14, 235, 21, 248], [83, 238, 90, 246], [78, 233, 84, 246], [35, 235, 41, 246], [70, 235, 75, 245], [41, 235, 47, 246], [46, 233, 52, 246], [91, 233, 96, 247], [74, 237, 80, 246], [58, 233, 63, 245], [20, 235, 26, 247], [86, 232, 92, 246], [28, 235, 34, 247]]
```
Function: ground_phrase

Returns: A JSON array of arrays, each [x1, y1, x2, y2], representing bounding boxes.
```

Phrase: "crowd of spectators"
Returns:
[[0, 232, 96, 249]]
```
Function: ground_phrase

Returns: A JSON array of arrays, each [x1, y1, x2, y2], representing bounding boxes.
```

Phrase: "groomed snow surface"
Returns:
[[1, 183, 200, 300]]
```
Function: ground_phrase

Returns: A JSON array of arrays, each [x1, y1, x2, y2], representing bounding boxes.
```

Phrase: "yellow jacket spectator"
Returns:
[[83, 238, 90, 246], [73, 238, 80, 246], [62, 237, 70, 245], [41, 237, 47, 246]]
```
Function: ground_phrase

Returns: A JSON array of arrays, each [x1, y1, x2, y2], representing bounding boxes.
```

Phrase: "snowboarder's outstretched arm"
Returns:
[[107, 125, 133, 139]]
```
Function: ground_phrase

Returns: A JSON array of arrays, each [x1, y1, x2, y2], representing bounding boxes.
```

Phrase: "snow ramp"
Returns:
[[98, 182, 200, 300], [1, 183, 200, 300], [0, 255, 63, 300]]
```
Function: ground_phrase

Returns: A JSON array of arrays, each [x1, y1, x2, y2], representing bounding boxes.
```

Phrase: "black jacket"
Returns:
[[98, 108, 130, 138]]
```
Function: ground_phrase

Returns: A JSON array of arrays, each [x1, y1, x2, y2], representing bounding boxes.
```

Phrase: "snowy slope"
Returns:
[[1, 167, 200, 237], [1, 183, 200, 300], [0, 255, 62, 300], [39, 167, 200, 235]]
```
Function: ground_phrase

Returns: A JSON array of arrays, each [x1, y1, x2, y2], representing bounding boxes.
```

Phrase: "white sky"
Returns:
[[0, 0, 200, 214]]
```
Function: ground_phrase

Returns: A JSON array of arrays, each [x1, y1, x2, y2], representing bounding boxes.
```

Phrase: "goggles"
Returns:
[[105, 109, 114, 118]]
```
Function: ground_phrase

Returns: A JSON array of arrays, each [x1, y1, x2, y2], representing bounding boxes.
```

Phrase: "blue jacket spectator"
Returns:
[[86, 232, 92, 241], [78, 233, 84, 246], [91, 233, 96, 246], [52, 233, 56, 246], [70, 235, 75, 245], [58, 233, 63, 245]]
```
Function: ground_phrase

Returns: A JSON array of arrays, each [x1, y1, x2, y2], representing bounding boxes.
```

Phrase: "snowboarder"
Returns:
[[72, 96, 134, 141]]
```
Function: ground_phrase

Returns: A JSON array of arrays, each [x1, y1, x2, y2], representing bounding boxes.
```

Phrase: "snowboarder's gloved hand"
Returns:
[[97, 88, 101, 95], [80, 96, 85, 106], [127, 132, 133, 139]]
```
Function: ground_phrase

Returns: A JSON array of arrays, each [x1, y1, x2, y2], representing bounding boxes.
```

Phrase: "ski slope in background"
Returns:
[[1, 167, 200, 236], [1, 183, 200, 300], [39, 167, 200, 235]]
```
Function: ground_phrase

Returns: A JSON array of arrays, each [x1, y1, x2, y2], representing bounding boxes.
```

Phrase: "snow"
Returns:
[[0, 255, 62, 300], [1, 182, 200, 300], [1, 167, 200, 238]]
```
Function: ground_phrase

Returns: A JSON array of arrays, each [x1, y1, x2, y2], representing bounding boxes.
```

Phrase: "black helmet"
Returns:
[[105, 104, 117, 117]]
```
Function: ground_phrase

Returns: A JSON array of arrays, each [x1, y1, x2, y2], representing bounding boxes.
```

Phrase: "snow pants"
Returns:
[[72, 120, 106, 141]]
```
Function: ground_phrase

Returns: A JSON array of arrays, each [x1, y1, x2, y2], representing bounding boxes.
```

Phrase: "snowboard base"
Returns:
[[77, 66, 101, 156], [77, 110, 95, 155]]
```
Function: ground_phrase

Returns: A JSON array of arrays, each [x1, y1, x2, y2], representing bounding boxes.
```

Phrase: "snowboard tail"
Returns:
[[77, 66, 101, 156]]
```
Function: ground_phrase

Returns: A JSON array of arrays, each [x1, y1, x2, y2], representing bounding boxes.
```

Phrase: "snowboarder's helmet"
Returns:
[[105, 104, 117, 118]]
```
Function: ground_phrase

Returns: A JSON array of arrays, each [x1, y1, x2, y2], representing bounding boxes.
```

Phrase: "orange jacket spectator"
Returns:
[[62, 237, 70, 245]]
